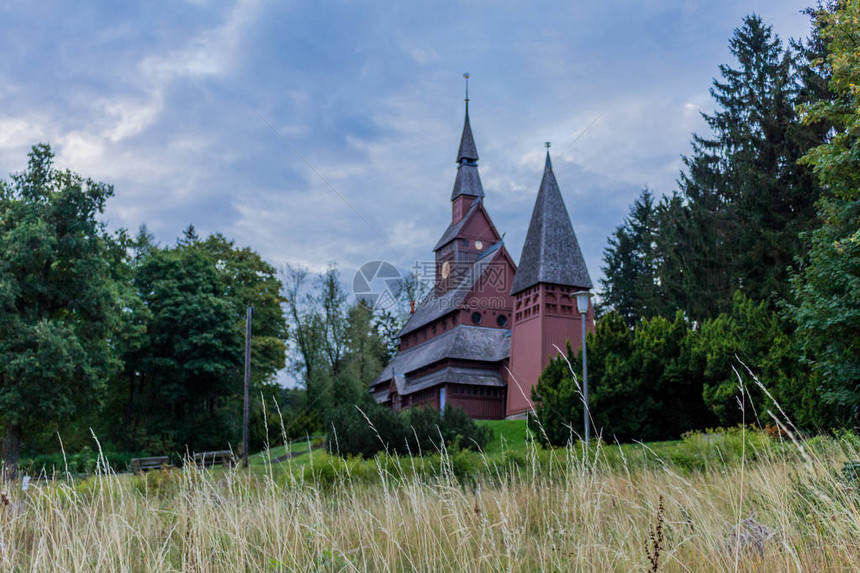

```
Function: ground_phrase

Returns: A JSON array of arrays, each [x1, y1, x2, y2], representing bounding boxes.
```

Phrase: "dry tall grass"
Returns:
[[0, 429, 858, 572]]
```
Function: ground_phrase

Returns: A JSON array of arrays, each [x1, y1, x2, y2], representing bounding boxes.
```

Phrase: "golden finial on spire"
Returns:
[[545, 141, 551, 150], [463, 73, 470, 103]]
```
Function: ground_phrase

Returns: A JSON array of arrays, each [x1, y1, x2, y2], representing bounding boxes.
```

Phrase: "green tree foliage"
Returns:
[[656, 15, 825, 320], [695, 291, 815, 428], [791, 0, 860, 426], [327, 404, 491, 458], [533, 293, 823, 443], [548, 11, 848, 439], [531, 313, 631, 446], [109, 229, 287, 452], [281, 263, 393, 432], [335, 301, 389, 407], [281, 263, 328, 421], [130, 242, 242, 449], [0, 144, 123, 473], [599, 189, 664, 322], [532, 312, 716, 445], [195, 233, 287, 387]]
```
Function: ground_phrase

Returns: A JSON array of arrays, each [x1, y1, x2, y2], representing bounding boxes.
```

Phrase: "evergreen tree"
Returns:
[[599, 189, 663, 322], [695, 291, 810, 428], [658, 15, 825, 320], [532, 311, 717, 444]]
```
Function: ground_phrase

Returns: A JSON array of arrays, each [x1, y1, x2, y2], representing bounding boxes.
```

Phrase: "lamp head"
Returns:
[[572, 290, 592, 315]]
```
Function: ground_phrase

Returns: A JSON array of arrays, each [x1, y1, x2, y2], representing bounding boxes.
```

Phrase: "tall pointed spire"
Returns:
[[452, 73, 483, 200], [510, 149, 592, 295], [457, 110, 479, 164]]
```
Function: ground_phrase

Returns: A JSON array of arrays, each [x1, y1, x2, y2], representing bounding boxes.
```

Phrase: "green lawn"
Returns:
[[245, 421, 533, 473], [249, 436, 324, 466], [477, 419, 691, 461], [241, 420, 703, 480], [249, 421, 684, 467], [478, 419, 530, 454]]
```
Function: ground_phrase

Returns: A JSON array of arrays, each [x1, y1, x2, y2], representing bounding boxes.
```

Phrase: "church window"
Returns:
[[471, 311, 482, 324]]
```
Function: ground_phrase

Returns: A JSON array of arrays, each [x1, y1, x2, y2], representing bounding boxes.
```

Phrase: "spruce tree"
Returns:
[[600, 189, 663, 323], [658, 14, 825, 320]]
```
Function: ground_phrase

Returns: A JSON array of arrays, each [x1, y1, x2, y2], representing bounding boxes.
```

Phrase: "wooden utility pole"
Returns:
[[243, 306, 253, 468]]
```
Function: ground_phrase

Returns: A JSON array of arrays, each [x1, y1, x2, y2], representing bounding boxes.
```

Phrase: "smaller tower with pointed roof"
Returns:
[[506, 151, 594, 418]]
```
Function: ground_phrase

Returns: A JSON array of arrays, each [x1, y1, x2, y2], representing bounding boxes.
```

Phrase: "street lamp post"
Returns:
[[572, 291, 592, 444]]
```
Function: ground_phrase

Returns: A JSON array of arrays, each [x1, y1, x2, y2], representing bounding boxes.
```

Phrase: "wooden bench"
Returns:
[[193, 450, 235, 468], [130, 456, 171, 474]]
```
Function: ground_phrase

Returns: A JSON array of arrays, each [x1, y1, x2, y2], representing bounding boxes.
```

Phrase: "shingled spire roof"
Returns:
[[451, 103, 484, 200], [510, 152, 592, 295], [457, 103, 479, 163]]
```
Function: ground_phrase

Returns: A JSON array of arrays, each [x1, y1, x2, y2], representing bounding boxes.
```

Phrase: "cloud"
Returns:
[[140, 0, 262, 81], [0, 0, 815, 300], [103, 93, 165, 143]]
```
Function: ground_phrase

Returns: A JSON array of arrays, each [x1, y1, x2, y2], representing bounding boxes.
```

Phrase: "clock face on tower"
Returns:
[[441, 260, 451, 280], [475, 240, 484, 250]]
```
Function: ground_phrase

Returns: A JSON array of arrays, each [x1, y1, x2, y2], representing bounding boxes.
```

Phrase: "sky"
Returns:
[[0, 0, 816, 300]]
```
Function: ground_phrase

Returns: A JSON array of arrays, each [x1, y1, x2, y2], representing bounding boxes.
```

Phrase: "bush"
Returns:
[[668, 427, 774, 473], [404, 406, 444, 454], [326, 404, 492, 458], [326, 403, 406, 458], [18, 448, 147, 476], [438, 406, 492, 451], [532, 311, 716, 445]]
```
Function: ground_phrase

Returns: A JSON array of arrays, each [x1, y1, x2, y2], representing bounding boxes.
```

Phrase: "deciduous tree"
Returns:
[[0, 144, 123, 474], [791, 0, 860, 426]]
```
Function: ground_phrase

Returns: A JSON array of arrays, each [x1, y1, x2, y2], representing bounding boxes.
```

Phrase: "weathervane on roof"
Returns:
[[545, 141, 551, 150], [464, 73, 470, 103]]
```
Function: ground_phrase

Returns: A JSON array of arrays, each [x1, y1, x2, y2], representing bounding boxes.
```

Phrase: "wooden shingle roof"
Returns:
[[510, 152, 592, 295]]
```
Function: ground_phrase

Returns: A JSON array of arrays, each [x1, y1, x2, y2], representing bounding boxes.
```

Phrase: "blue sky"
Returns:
[[0, 0, 814, 296]]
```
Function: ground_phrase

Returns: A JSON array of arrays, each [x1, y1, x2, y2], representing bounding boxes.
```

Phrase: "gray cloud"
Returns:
[[0, 0, 814, 296]]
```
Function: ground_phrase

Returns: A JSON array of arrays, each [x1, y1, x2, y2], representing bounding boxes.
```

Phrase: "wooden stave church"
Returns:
[[370, 98, 595, 420]]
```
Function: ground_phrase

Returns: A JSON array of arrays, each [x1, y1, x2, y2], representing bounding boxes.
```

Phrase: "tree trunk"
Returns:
[[4, 423, 22, 480]]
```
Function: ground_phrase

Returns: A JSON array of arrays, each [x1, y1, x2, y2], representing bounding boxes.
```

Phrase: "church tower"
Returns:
[[433, 97, 503, 294], [369, 86, 517, 420], [506, 151, 594, 418]]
